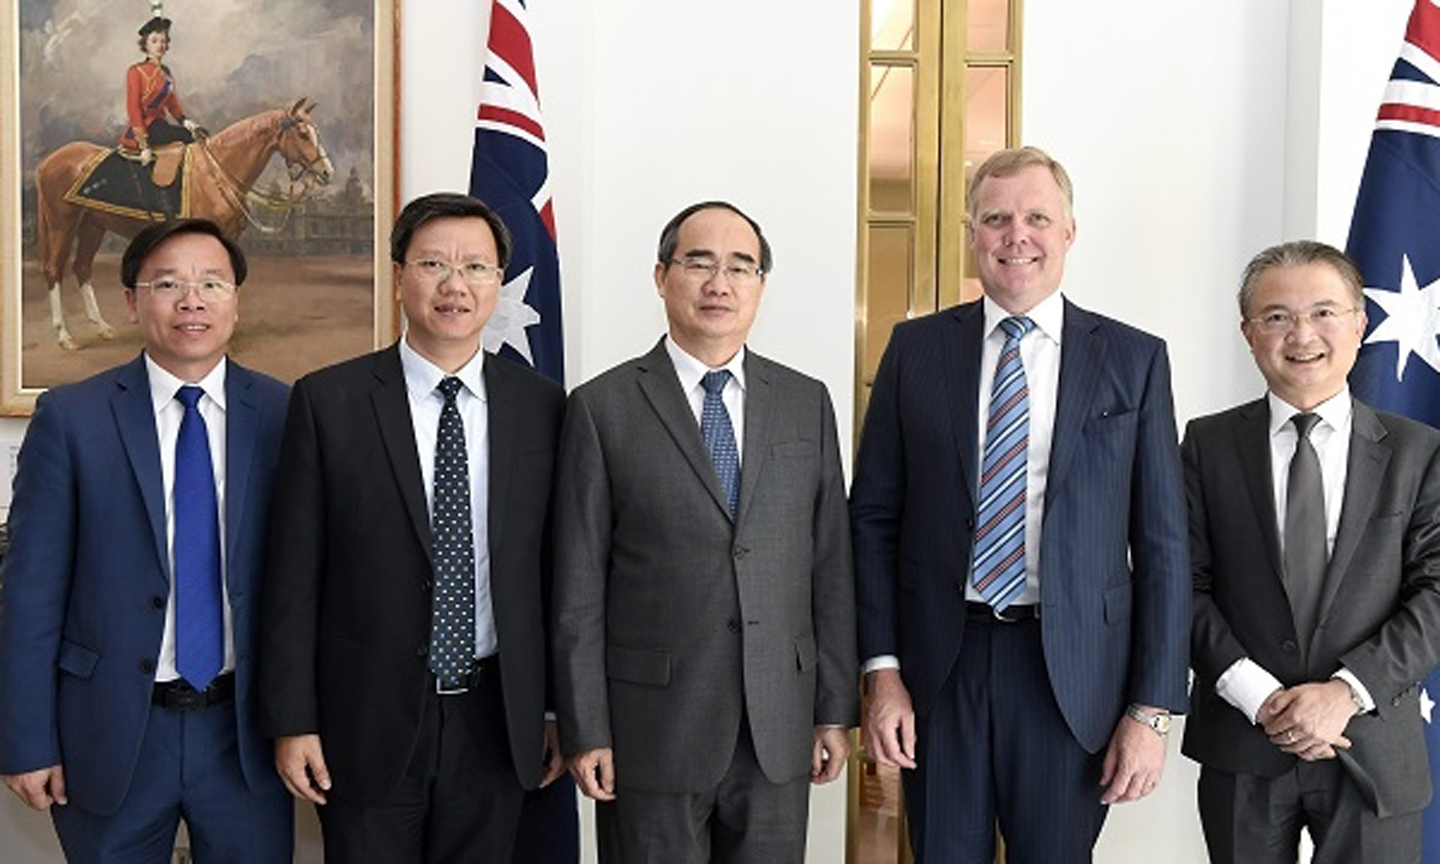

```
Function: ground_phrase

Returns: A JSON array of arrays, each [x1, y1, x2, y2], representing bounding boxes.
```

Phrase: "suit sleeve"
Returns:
[[551, 391, 614, 756], [1339, 438, 1440, 715], [812, 386, 860, 727], [256, 379, 326, 736], [1125, 342, 1191, 713], [850, 328, 906, 665], [1183, 421, 1251, 686], [0, 393, 75, 774]]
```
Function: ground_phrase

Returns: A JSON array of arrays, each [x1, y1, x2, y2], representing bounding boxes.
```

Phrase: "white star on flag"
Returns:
[[1423, 688, 1435, 724], [482, 267, 541, 363], [1363, 253, 1440, 380]]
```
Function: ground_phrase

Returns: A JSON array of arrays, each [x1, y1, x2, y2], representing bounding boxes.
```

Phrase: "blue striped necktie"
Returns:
[[701, 370, 740, 519], [174, 385, 223, 689], [972, 316, 1035, 611]]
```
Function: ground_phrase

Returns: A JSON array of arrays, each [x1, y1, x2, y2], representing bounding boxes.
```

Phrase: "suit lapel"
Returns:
[[736, 351, 774, 525], [484, 354, 515, 549], [944, 303, 984, 499], [112, 355, 170, 580], [636, 340, 732, 519], [370, 345, 434, 565], [1233, 398, 1285, 582], [1047, 301, 1104, 498], [224, 362, 258, 573], [1314, 401, 1389, 639]]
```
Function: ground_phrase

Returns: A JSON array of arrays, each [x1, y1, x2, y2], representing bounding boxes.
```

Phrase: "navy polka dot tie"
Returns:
[[701, 370, 740, 520], [429, 377, 476, 689]]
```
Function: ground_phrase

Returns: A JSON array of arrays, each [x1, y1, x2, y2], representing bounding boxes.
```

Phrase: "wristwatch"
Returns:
[[1126, 704, 1171, 736]]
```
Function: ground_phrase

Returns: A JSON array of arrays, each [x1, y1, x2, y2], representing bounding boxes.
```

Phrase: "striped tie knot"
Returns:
[[999, 316, 1035, 341]]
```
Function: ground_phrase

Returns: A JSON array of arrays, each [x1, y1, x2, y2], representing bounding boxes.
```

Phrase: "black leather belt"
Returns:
[[966, 601, 1038, 622], [152, 672, 234, 710], [434, 654, 499, 695]]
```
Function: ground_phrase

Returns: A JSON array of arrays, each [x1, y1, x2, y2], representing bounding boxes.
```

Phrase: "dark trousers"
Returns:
[[1198, 762, 1420, 864], [318, 670, 526, 864], [597, 720, 810, 864], [903, 612, 1107, 864], [51, 700, 293, 864], [513, 774, 580, 863]]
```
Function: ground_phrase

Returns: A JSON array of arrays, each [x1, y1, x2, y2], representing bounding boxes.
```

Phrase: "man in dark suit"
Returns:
[[851, 146, 1191, 862], [553, 201, 858, 863], [1183, 240, 1440, 863], [258, 192, 566, 862], [0, 219, 293, 861]]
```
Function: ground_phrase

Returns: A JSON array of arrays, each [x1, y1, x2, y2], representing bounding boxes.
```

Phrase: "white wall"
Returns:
[[0, 0, 1420, 861]]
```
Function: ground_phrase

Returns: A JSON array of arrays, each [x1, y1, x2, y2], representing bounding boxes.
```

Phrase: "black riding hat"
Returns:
[[138, 17, 171, 37]]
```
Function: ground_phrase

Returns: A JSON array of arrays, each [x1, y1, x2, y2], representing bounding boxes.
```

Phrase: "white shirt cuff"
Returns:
[[1214, 657, 1283, 725], [1332, 668, 1375, 713], [863, 655, 900, 674]]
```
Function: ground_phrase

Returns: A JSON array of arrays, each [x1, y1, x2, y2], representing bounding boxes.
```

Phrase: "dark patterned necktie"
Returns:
[[429, 376, 477, 689], [701, 370, 740, 519], [972, 316, 1035, 611], [1284, 412, 1326, 646], [174, 385, 223, 689]]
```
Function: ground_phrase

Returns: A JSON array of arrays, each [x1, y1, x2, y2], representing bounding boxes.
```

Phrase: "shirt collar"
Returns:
[[982, 290, 1065, 345], [399, 337, 488, 403], [1267, 386, 1351, 437], [664, 336, 747, 395], [144, 353, 227, 415]]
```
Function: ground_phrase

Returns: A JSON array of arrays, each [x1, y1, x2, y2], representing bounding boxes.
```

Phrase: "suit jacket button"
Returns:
[[727, 619, 741, 634], [421, 580, 432, 592], [417, 645, 428, 657], [151, 595, 165, 610], [965, 517, 975, 530], [732, 547, 748, 560], [139, 658, 156, 674], [1281, 640, 1297, 653]]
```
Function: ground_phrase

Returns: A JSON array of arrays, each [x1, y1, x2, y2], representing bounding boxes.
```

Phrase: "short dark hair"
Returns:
[[1237, 240, 1364, 316], [390, 192, 513, 268], [657, 201, 772, 275], [121, 219, 248, 289]]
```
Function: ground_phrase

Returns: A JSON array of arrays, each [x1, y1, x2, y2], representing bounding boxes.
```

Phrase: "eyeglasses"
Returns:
[[135, 278, 237, 301], [1247, 307, 1361, 335], [669, 258, 764, 286], [405, 258, 503, 286]]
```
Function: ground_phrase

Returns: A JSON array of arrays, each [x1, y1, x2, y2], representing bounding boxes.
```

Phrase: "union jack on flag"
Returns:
[[471, 0, 565, 384], [1346, 3, 1440, 859]]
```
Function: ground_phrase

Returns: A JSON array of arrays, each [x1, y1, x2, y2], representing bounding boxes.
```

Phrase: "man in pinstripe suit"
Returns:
[[851, 146, 1191, 862]]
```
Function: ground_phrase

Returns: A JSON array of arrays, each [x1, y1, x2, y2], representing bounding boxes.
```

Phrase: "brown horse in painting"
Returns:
[[35, 98, 334, 349]]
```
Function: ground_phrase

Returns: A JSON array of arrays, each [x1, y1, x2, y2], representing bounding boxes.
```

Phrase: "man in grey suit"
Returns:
[[1184, 240, 1440, 863], [552, 201, 858, 863]]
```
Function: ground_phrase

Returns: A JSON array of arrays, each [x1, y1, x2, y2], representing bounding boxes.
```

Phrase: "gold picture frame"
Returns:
[[0, 0, 399, 415]]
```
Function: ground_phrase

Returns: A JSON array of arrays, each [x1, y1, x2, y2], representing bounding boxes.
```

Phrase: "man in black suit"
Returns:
[[1183, 240, 1440, 863], [258, 192, 566, 862]]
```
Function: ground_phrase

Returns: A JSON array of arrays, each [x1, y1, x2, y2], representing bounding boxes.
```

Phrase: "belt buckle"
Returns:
[[992, 604, 1026, 623], [435, 680, 470, 695], [170, 687, 206, 710]]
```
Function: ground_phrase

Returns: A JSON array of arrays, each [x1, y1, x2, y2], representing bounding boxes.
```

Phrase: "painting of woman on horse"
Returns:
[[6, 0, 390, 405]]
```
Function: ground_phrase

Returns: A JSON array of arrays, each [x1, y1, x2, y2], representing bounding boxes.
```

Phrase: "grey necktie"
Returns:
[[1283, 413, 1326, 648]]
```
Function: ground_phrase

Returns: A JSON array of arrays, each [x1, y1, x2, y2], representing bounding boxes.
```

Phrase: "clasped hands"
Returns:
[[1257, 679, 1358, 761]]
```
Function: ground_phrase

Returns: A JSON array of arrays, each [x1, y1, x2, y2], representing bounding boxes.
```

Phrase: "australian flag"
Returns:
[[471, 0, 565, 384], [1346, 2, 1440, 858]]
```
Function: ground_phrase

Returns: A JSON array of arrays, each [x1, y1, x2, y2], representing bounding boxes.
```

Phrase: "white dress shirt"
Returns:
[[146, 354, 234, 683], [400, 338, 498, 660], [666, 337, 747, 465], [1214, 387, 1375, 723], [864, 291, 1065, 674]]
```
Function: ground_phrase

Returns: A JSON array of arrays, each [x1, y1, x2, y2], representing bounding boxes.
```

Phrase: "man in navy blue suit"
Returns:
[[851, 146, 1191, 862], [0, 219, 293, 862]]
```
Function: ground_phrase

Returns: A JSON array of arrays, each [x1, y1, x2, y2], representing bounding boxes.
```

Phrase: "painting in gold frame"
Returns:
[[0, 0, 397, 414]]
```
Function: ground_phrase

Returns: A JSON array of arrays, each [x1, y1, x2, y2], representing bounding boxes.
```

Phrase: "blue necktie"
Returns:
[[701, 370, 740, 520], [429, 377, 477, 689], [173, 385, 223, 689], [972, 316, 1035, 611]]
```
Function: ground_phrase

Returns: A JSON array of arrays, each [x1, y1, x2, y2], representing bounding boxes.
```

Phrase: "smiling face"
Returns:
[[396, 216, 500, 372], [125, 232, 238, 382], [1242, 262, 1366, 411], [968, 164, 1076, 314], [654, 207, 766, 367]]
